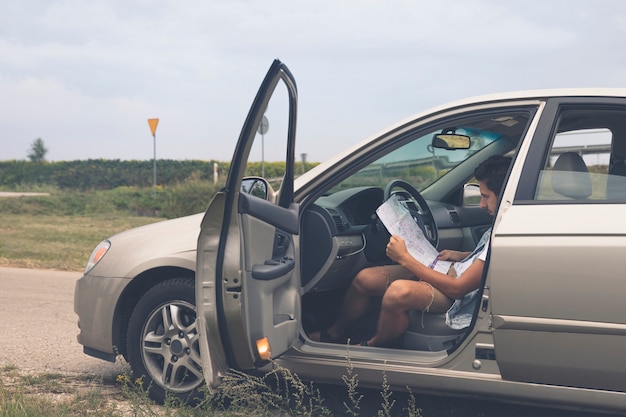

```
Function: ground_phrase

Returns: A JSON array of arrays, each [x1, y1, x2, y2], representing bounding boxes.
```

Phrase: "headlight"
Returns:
[[84, 240, 111, 274]]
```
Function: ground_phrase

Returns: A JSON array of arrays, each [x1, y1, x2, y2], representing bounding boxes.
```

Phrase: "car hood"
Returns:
[[90, 213, 204, 278]]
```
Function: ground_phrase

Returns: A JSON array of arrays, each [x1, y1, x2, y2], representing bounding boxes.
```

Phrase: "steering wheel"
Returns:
[[383, 179, 439, 248]]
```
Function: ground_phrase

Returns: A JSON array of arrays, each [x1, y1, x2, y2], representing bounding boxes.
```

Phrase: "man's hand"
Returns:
[[386, 235, 410, 263], [438, 249, 470, 262]]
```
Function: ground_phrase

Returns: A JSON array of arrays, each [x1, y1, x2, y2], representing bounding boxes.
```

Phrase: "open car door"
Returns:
[[196, 60, 300, 389]]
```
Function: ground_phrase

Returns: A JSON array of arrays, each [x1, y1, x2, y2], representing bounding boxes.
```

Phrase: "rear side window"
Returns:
[[535, 108, 626, 201]]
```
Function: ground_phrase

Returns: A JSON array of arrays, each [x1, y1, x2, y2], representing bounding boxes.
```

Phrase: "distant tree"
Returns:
[[27, 138, 48, 162]]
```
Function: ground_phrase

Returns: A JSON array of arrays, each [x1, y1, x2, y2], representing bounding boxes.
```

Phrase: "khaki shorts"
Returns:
[[383, 264, 454, 313]]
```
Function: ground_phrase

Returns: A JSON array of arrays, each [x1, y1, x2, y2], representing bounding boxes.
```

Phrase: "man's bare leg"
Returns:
[[366, 280, 434, 347], [310, 266, 391, 342]]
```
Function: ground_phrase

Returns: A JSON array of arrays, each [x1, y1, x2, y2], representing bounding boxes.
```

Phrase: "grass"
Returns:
[[0, 213, 162, 271], [0, 182, 213, 270], [1, 359, 425, 417], [0, 366, 125, 416]]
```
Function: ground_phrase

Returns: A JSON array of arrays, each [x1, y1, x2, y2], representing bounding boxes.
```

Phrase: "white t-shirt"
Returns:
[[445, 228, 491, 330], [451, 236, 489, 277]]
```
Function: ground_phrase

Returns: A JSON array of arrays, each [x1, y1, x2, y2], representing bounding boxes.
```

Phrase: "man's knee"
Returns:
[[352, 267, 382, 293], [383, 281, 429, 310], [382, 281, 410, 307]]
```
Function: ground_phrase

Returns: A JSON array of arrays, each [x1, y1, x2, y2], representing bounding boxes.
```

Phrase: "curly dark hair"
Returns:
[[474, 155, 512, 195]]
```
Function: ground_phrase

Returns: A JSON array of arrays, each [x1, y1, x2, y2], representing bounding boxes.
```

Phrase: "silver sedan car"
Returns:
[[75, 60, 626, 414]]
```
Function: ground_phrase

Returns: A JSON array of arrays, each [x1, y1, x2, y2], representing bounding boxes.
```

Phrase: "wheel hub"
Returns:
[[170, 338, 184, 355]]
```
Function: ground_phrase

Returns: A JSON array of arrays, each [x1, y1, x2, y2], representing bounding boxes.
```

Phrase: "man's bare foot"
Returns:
[[308, 330, 322, 341], [307, 329, 347, 344]]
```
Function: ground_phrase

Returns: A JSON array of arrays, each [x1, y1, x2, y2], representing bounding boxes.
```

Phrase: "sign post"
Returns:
[[148, 118, 159, 197], [257, 115, 269, 177]]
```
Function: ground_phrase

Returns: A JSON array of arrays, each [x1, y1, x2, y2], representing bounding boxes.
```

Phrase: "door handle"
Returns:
[[251, 257, 295, 280]]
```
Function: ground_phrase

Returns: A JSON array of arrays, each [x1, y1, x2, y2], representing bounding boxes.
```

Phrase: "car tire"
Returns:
[[126, 277, 204, 404]]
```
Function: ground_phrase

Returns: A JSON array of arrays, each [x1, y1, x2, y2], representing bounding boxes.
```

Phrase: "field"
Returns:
[[0, 183, 210, 270], [0, 213, 162, 271]]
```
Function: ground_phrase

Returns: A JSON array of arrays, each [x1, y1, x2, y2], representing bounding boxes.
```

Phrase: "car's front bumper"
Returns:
[[74, 273, 130, 360]]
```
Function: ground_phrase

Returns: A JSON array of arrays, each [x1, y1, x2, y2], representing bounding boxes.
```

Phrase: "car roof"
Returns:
[[433, 87, 626, 109]]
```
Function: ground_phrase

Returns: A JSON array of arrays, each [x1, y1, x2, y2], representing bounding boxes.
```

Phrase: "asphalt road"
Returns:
[[0, 267, 126, 377]]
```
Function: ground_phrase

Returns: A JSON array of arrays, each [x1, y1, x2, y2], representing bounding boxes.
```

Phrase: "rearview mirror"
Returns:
[[432, 133, 471, 150]]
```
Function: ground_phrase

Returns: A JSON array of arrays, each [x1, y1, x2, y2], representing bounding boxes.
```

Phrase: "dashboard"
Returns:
[[317, 186, 384, 231]]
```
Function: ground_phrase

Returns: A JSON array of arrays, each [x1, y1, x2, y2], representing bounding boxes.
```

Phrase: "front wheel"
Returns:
[[126, 277, 204, 404]]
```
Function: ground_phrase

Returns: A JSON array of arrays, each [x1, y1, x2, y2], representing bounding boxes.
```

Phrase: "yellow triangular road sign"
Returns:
[[148, 118, 159, 137]]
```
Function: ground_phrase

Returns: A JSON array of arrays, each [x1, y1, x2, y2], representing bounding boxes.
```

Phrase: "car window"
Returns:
[[329, 110, 530, 194], [534, 107, 626, 201], [246, 81, 291, 202]]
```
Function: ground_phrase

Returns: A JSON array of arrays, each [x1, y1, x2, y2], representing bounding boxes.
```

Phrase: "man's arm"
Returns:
[[387, 235, 484, 299]]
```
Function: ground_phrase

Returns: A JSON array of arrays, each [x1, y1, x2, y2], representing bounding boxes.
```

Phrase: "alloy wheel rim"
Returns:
[[140, 300, 204, 393]]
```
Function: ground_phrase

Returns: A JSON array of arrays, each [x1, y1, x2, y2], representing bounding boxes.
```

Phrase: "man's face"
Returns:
[[478, 180, 498, 216]]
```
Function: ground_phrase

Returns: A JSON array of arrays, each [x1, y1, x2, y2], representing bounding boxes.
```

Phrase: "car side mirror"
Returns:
[[241, 177, 269, 199], [463, 183, 481, 206]]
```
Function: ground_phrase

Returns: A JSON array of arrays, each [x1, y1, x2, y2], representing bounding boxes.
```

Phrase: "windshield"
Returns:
[[372, 127, 500, 188], [330, 117, 521, 194]]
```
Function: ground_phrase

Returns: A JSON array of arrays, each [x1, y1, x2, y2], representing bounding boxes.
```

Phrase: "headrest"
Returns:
[[551, 152, 592, 199]]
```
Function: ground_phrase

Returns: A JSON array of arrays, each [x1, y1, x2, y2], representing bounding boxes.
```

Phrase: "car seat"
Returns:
[[400, 311, 465, 351]]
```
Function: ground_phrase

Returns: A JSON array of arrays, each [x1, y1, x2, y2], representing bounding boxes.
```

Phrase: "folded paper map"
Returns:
[[376, 194, 452, 274]]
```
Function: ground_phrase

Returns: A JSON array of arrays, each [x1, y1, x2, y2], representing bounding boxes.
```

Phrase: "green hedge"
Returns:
[[0, 159, 319, 191]]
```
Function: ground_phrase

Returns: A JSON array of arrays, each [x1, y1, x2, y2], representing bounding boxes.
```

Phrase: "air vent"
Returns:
[[449, 211, 461, 224], [332, 216, 344, 232], [405, 201, 419, 212], [447, 206, 461, 224], [327, 208, 345, 232]]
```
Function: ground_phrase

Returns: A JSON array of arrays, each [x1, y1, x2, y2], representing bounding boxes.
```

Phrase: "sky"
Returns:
[[1, 0, 626, 164]]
